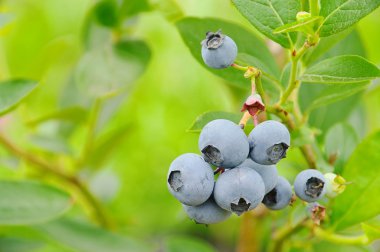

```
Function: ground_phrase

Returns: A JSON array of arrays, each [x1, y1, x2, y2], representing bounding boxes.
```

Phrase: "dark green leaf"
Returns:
[[37, 218, 149, 252], [119, 0, 151, 18], [188, 111, 242, 132], [93, 0, 119, 28], [305, 82, 369, 111], [0, 181, 71, 225], [330, 131, 380, 230], [299, 29, 367, 136], [319, 0, 380, 37], [274, 16, 323, 34], [302, 55, 380, 84], [0, 237, 43, 252], [176, 17, 280, 90], [324, 123, 359, 174], [165, 236, 216, 252], [0, 79, 38, 115], [232, 0, 300, 48]]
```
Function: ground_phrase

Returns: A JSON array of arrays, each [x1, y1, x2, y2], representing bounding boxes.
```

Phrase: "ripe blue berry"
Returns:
[[201, 30, 238, 69], [199, 119, 249, 168], [248, 120, 290, 165], [214, 167, 265, 215], [183, 196, 231, 224], [236, 159, 278, 194], [262, 176, 292, 210], [167, 153, 214, 206], [294, 169, 326, 202]]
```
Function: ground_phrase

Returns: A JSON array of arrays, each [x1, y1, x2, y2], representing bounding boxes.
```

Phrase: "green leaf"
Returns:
[[165, 236, 216, 252], [362, 223, 380, 243], [303, 28, 353, 66], [93, 0, 119, 28], [319, 0, 380, 37], [330, 131, 380, 230], [232, 0, 300, 48], [274, 16, 323, 34], [301, 55, 380, 84], [26, 106, 87, 126], [0, 180, 71, 225], [305, 82, 369, 111], [87, 124, 132, 169], [74, 40, 151, 97], [0, 79, 38, 116], [120, 0, 151, 18], [176, 17, 280, 89], [37, 218, 149, 252], [324, 123, 359, 174], [0, 237, 43, 252], [188, 111, 241, 132]]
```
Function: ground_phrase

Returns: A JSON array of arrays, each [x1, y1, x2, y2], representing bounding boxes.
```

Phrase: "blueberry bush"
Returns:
[[0, 0, 380, 252]]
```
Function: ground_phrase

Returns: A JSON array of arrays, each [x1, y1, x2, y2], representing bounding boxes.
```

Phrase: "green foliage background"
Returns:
[[0, 0, 380, 251]]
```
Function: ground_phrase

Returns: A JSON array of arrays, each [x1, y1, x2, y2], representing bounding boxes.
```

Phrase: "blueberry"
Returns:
[[294, 169, 326, 202], [183, 196, 231, 224], [248, 120, 290, 165], [167, 153, 214, 206], [214, 167, 265, 215], [199, 119, 249, 168], [262, 176, 292, 210], [236, 159, 278, 194], [201, 30, 238, 69]]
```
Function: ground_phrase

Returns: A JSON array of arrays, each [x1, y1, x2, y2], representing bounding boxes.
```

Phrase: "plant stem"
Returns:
[[313, 227, 369, 245], [271, 218, 308, 252], [77, 97, 103, 168], [0, 133, 112, 228], [255, 73, 265, 102], [309, 0, 320, 16]]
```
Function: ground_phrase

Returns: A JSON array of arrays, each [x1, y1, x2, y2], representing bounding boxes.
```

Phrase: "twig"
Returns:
[[0, 133, 112, 228]]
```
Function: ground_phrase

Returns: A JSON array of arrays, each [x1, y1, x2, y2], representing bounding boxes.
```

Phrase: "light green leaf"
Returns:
[[37, 218, 149, 252], [306, 82, 369, 111], [330, 131, 380, 230], [324, 123, 359, 174], [274, 16, 323, 34], [361, 223, 380, 243], [319, 0, 380, 37], [0, 79, 38, 115], [301, 55, 380, 83], [232, 0, 300, 48], [165, 236, 216, 252], [188, 111, 241, 132], [0, 181, 71, 225], [74, 40, 151, 97], [26, 106, 87, 126], [176, 17, 280, 89]]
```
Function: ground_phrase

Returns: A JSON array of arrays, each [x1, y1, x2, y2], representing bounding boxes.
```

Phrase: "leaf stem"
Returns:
[[0, 133, 112, 228]]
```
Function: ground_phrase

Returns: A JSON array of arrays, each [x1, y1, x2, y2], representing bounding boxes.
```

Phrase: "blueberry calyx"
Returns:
[[266, 142, 289, 163], [168, 170, 183, 192], [263, 188, 277, 206], [201, 145, 224, 166], [201, 29, 225, 49], [305, 177, 325, 198], [230, 198, 251, 216]]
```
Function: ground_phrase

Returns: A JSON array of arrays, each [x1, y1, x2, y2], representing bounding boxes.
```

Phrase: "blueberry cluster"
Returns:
[[167, 119, 328, 224]]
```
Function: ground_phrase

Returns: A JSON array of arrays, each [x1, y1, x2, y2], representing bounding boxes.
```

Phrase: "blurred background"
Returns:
[[0, 0, 379, 251]]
